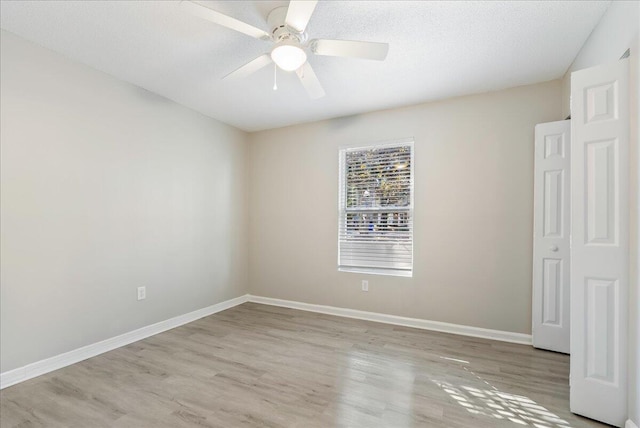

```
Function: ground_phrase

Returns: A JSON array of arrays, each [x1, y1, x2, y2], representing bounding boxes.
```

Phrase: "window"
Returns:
[[338, 140, 414, 277]]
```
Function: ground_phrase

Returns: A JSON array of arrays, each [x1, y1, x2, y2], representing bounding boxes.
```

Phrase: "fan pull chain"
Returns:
[[273, 64, 278, 91]]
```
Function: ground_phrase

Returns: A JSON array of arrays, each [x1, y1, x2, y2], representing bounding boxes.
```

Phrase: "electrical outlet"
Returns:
[[137, 286, 146, 301], [361, 280, 369, 292]]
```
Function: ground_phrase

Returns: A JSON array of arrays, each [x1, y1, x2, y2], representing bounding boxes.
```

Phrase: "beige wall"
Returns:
[[0, 30, 249, 373], [248, 80, 562, 335]]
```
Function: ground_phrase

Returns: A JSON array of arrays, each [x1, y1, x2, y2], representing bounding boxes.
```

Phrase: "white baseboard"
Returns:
[[247, 295, 532, 345], [0, 294, 249, 390], [627, 419, 639, 428]]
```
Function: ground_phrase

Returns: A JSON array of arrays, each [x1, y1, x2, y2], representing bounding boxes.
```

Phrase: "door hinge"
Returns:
[[569, 95, 572, 116]]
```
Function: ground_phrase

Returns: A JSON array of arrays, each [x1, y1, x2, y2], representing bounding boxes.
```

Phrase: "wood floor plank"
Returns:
[[0, 303, 606, 427]]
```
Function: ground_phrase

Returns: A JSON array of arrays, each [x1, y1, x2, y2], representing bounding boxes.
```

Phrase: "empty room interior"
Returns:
[[1, 1, 639, 427]]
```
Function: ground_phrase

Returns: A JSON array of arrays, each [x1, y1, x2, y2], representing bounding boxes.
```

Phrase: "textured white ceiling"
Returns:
[[0, 1, 610, 132]]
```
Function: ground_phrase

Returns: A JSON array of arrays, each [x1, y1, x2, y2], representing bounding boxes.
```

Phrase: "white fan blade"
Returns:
[[285, 0, 318, 33], [182, 1, 270, 40], [224, 54, 273, 80], [296, 62, 325, 99], [311, 39, 389, 61]]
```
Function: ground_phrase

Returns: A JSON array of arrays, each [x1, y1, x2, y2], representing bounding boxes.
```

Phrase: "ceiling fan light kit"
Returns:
[[182, 0, 390, 99], [271, 40, 307, 72]]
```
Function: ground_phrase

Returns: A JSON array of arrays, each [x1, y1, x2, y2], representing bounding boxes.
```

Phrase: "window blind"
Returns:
[[338, 141, 414, 276]]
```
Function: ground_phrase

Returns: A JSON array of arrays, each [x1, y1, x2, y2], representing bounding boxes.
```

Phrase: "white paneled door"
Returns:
[[532, 120, 571, 354], [570, 58, 629, 427]]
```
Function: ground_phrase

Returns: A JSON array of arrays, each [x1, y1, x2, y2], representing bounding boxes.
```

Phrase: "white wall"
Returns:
[[248, 80, 562, 335], [0, 30, 249, 373], [559, 1, 640, 424]]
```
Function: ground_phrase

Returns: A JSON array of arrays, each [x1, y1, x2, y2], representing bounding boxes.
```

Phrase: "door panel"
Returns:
[[544, 169, 564, 237], [542, 258, 562, 325], [533, 120, 571, 353], [585, 139, 618, 244], [570, 58, 629, 427]]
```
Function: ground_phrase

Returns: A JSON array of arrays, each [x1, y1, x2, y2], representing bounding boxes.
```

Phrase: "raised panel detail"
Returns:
[[584, 81, 617, 123], [544, 170, 563, 237], [544, 134, 565, 159], [585, 139, 617, 245], [542, 259, 562, 326], [585, 278, 618, 384]]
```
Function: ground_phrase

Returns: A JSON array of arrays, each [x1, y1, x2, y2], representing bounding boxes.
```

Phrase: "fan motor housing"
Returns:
[[267, 6, 307, 43]]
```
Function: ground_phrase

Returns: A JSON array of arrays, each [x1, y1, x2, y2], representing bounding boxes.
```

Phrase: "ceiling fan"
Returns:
[[181, 0, 390, 99]]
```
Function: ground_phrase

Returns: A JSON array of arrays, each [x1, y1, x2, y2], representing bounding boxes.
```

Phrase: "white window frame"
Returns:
[[338, 138, 414, 277]]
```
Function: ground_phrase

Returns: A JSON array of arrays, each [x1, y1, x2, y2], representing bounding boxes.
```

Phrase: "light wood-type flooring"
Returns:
[[0, 302, 606, 427]]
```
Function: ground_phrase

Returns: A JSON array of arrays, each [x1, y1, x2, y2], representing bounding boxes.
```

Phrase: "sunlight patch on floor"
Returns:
[[432, 360, 571, 428]]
